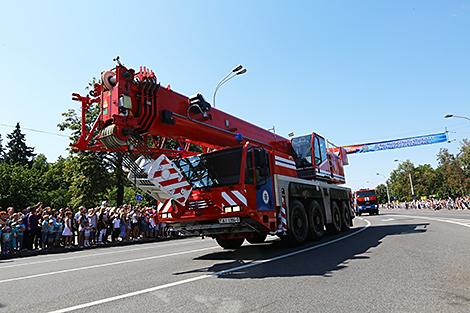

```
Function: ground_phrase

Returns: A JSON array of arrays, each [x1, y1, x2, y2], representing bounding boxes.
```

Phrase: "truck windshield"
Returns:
[[176, 147, 242, 189], [357, 190, 376, 197], [291, 134, 312, 167]]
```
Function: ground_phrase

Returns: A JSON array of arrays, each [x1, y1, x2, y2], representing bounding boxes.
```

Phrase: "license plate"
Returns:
[[218, 217, 240, 224]]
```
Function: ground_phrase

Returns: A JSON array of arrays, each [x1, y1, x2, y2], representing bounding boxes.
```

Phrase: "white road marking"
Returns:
[[0, 246, 218, 284], [47, 219, 371, 313], [0, 238, 206, 270], [390, 214, 470, 229], [381, 218, 395, 222]]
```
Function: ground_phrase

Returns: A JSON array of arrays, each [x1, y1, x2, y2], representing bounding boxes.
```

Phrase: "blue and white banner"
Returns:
[[342, 132, 448, 154]]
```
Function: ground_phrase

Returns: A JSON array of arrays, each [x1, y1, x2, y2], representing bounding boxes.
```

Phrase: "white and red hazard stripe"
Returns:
[[157, 199, 173, 214], [220, 190, 247, 207], [148, 155, 192, 206], [280, 206, 287, 233], [274, 155, 297, 170]]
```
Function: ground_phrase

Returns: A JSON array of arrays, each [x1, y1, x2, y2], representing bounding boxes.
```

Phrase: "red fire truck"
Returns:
[[354, 189, 379, 216], [72, 62, 354, 249]]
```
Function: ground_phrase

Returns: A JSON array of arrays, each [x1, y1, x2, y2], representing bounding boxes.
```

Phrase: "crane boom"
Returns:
[[73, 64, 291, 157]]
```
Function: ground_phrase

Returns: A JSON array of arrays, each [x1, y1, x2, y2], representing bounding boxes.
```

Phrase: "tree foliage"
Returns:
[[0, 134, 4, 162], [377, 141, 470, 202], [4, 123, 36, 166]]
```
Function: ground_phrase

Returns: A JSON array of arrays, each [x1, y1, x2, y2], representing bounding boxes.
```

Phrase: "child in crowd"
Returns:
[[112, 214, 121, 242], [16, 224, 25, 250], [83, 221, 91, 247], [1, 227, 11, 255], [54, 219, 63, 247], [41, 216, 50, 249], [148, 213, 156, 238], [10, 223, 18, 252], [47, 219, 56, 248]]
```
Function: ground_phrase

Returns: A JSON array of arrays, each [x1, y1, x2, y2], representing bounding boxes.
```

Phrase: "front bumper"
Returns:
[[356, 204, 379, 213], [172, 217, 267, 237]]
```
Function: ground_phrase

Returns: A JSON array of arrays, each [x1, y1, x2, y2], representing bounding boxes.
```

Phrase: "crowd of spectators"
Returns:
[[0, 202, 174, 256], [381, 196, 470, 210]]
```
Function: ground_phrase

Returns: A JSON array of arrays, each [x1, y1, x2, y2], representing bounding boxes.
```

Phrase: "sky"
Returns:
[[0, 0, 469, 190]]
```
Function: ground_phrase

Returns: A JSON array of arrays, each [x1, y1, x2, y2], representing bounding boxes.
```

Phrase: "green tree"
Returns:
[[4, 123, 36, 166], [0, 133, 5, 162], [58, 79, 126, 206], [457, 139, 470, 194], [35, 156, 71, 209], [0, 162, 40, 209], [389, 160, 415, 201], [436, 148, 466, 197], [63, 153, 112, 209], [412, 164, 439, 198], [375, 184, 388, 203]]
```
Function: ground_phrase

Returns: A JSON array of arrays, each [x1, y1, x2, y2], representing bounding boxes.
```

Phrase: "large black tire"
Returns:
[[341, 201, 352, 230], [326, 201, 342, 234], [246, 233, 268, 244], [285, 200, 309, 245], [216, 237, 245, 249], [307, 200, 325, 240]]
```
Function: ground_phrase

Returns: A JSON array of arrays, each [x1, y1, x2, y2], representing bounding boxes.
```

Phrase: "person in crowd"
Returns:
[[1, 226, 11, 255], [119, 209, 127, 241], [62, 211, 73, 248], [112, 212, 121, 242], [41, 215, 50, 249], [83, 221, 91, 247], [16, 223, 25, 251], [131, 209, 140, 240], [97, 207, 108, 244], [47, 219, 55, 248], [77, 207, 88, 248], [87, 208, 97, 245], [28, 207, 41, 250]]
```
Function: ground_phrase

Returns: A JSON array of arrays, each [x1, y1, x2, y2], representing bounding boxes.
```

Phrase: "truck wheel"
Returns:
[[246, 233, 268, 244], [286, 200, 309, 245], [307, 200, 325, 240], [341, 201, 352, 230], [215, 237, 245, 249], [326, 201, 342, 234]]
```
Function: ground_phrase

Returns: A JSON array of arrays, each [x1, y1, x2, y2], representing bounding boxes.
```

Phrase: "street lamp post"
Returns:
[[212, 65, 247, 108], [444, 114, 470, 121], [376, 173, 391, 204], [394, 159, 415, 198]]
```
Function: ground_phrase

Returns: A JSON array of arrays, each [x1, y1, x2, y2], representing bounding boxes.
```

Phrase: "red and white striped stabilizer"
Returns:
[[220, 190, 248, 207], [278, 206, 288, 234], [148, 155, 192, 206]]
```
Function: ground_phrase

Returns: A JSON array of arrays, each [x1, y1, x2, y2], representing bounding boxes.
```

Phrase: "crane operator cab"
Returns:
[[291, 133, 347, 184]]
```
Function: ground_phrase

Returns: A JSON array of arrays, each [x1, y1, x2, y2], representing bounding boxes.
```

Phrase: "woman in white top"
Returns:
[[62, 212, 73, 248]]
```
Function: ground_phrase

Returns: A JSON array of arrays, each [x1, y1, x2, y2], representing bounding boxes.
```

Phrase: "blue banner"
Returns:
[[343, 132, 448, 154]]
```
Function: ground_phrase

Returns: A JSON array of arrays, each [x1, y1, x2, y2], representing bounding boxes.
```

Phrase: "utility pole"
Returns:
[[376, 173, 391, 204]]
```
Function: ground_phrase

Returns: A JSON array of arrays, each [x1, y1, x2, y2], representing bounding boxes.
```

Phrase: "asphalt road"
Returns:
[[1, 209, 470, 313]]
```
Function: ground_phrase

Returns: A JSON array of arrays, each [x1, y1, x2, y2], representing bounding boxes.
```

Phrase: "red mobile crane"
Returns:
[[72, 61, 354, 248]]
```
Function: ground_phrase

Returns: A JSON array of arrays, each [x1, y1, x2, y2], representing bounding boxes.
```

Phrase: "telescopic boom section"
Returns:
[[72, 64, 292, 157]]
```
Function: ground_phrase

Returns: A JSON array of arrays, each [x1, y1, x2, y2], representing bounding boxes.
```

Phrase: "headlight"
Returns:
[[223, 205, 241, 213], [161, 212, 173, 219]]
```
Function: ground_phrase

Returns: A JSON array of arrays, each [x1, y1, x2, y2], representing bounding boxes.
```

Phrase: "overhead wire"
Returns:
[[0, 123, 69, 138]]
